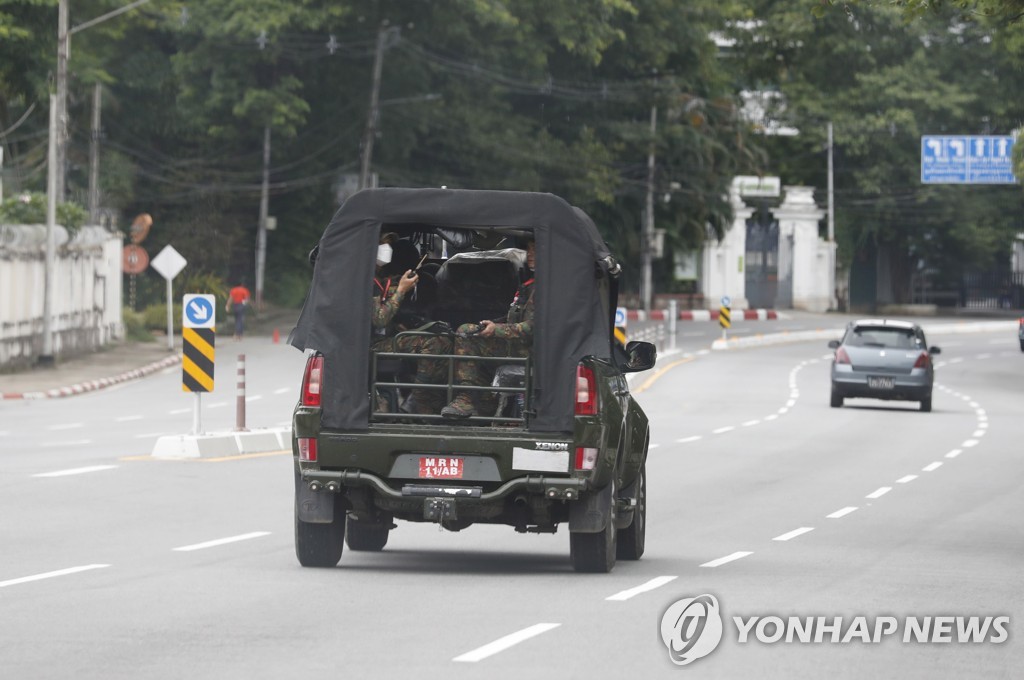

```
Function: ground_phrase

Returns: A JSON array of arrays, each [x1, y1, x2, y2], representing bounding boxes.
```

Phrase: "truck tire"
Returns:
[[830, 388, 843, 408], [617, 467, 646, 561], [345, 516, 390, 551], [570, 481, 617, 573], [294, 482, 345, 568]]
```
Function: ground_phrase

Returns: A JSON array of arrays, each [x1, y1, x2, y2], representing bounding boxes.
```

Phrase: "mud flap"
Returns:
[[295, 468, 335, 523], [569, 482, 613, 533]]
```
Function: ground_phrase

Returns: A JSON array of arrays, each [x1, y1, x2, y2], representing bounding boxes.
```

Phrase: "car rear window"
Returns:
[[846, 326, 923, 349]]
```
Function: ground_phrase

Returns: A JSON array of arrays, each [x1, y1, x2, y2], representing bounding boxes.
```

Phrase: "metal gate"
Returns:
[[745, 209, 779, 309]]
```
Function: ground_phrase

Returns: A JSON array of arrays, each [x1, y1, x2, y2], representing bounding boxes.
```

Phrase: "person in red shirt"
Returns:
[[226, 282, 251, 340]]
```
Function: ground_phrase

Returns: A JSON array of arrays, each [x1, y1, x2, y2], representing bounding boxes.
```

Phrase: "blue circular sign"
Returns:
[[721, 295, 731, 308], [185, 296, 214, 327]]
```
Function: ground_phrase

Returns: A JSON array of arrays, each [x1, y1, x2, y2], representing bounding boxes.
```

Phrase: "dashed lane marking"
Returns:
[[47, 423, 83, 431], [742, 420, 760, 427], [773, 527, 814, 542], [453, 623, 561, 663], [606, 576, 678, 601], [945, 449, 962, 459], [115, 415, 143, 422], [32, 465, 118, 478], [826, 507, 858, 519], [700, 551, 753, 568], [172, 532, 271, 552], [866, 487, 891, 499], [896, 475, 918, 484], [676, 436, 702, 444], [713, 426, 735, 435], [922, 462, 943, 472], [0, 564, 110, 589]]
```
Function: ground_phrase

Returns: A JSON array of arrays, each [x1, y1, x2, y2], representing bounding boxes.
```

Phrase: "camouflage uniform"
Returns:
[[371, 277, 452, 413], [444, 278, 534, 417]]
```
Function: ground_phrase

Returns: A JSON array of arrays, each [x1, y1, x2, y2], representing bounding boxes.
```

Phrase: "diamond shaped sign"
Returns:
[[150, 244, 187, 280]]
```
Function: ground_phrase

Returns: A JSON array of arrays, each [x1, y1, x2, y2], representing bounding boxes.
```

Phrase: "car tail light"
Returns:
[[575, 365, 597, 415], [575, 447, 598, 470], [297, 437, 318, 462], [835, 347, 852, 365], [913, 352, 930, 369], [301, 354, 324, 407]]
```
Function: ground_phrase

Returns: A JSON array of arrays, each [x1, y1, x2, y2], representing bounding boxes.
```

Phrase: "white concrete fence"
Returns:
[[0, 224, 123, 369]]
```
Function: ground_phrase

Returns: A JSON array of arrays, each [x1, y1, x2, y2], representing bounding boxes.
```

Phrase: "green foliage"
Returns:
[[122, 307, 156, 342], [0, 193, 88, 233], [142, 303, 183, 332]]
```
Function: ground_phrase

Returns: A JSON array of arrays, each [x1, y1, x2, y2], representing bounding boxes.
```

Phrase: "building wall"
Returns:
[[0, 224, 123, 369]]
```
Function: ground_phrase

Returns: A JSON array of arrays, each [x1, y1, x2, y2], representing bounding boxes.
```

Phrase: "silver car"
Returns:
[[828, 319, 941, 412]]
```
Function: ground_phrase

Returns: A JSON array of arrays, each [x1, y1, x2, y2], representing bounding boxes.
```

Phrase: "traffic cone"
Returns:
[[272, 327, 280, 344]]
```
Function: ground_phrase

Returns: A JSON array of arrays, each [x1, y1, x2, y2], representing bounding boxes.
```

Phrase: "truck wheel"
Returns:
[[570, 481, 617, 573], [830, 388, 843, 408], [617, 467, 646, 561], [294, 487, 345, 568], [345, 516, 390, 551], [920, 394, 932, 413], [1019, 339, 1023, 352]]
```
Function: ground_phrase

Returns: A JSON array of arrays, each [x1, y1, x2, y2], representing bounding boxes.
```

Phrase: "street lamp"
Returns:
[[41, 0, 152, 363]]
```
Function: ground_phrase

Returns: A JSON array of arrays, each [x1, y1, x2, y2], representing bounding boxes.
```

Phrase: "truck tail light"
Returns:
[[835, 347, 851, 365], [575, 447, 598, 471], [913, 352, 930, 369], [301, 354, 324, 407], [575, 364, 597, 415], [297, 437, 318, 462]]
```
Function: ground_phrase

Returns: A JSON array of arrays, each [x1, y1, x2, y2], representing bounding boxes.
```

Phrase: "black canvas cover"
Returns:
[[289, 188, 614, 433]]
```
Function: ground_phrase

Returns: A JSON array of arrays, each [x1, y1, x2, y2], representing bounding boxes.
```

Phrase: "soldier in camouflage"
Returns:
[[441, 239, 535, 419], [372, 237, 452, 414]]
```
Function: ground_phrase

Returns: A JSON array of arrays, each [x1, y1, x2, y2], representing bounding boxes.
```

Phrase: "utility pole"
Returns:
[[255, 125, 270, 311], [41, 95, 59, 365], [88, 82, 101, 224], [642, 105, 658, 313], [827, 121, 835, 243], [359, 24, 395, 190], [56, 0, 69, 203]]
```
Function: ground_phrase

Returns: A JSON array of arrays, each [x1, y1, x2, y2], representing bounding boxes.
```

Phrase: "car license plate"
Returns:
[[867, 376, 895, 390], [418, 456, 464, 480]]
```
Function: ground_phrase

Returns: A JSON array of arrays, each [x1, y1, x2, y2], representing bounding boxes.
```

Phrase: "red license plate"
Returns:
[[418, 456, 464, 480]]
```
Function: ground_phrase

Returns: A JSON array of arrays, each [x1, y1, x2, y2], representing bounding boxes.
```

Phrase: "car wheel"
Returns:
[[345, 515, 390, 551], [1019, 339, 1024, 352], [830, 388, 844, 408], [294, 472, 345, 568], [616, 466, 646, 561], [570, 480, 617, 573], [920, 395, 932, 413]]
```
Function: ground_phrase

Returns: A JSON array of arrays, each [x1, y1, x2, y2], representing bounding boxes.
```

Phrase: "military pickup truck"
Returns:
[[288, 188, 655, 572]]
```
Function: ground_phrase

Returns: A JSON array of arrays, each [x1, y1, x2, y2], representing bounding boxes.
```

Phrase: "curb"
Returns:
[[709, 320, 1018, 351], [0, 354, 182, 400], [152, 427, 291, 459], [627, 309, 777, 322]]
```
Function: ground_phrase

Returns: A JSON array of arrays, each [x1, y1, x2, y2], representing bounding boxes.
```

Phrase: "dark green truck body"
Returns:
[[289, 188, 655, 572]]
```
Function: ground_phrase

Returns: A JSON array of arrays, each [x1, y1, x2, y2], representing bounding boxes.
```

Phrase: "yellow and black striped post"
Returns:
[[182, 327, 215, 393], [719, 304, 731, 340]]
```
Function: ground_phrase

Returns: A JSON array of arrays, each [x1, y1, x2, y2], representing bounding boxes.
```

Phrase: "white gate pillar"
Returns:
[[701, 185, 754, 310], [774, 186, 830, 312]]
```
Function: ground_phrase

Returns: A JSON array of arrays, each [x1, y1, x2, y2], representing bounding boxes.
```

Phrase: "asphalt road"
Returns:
[[1, 319, 1021, 678]]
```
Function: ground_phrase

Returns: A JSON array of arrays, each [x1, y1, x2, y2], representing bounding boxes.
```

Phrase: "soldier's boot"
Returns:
[[441, 392, 476, 419], [403, 387, 444, 415], [476, 391, 499, 417]]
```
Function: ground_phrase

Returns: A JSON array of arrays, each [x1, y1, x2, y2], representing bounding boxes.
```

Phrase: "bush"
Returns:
[[122, 307, 155, 342], [0, 192, 87, 233], [142, 303, 183, 332]]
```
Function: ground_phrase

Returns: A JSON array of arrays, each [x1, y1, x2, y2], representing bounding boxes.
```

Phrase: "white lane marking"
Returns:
[[773, 527, 814, 542], [922, 462, 943, 472], [827, 506, 858, 519], [41, 439, 92, 448], [764, 414, 778, 421], [453, 623, 561, 663], [700, 551, 753, 568], [896, 475, 918, 484], [134, 432, 166, 439], [971, 429, 985, 438], [969, 401, 980, 409], [866, 487, 891, 499], [786, 399, 796, 408], [47, 423, 83, 431], [115, 415, 143, 422], [172, 531, 271, 552], [777, 407, 788, 415], [977, 353, 992, 359], [945, 449, 962, 459], [648, 444, 660, 450], [0, 564, 110, 589], [274, 388, 291, 395], [696, 349, 710, 356], [977, 411, 987, 420], [742, 420, 760, 427], [962, 439, 979, 448], [949, 358, 964, 364], [245, 395, 262, 403], [713, 426, 734, 435], [33, 465, 118, 478], [977, 422, 988, 429], [606, 576, 678, 601], [208, 401, 228, 409], [169, 408, 190, 415], [676, 436, 702, 444]]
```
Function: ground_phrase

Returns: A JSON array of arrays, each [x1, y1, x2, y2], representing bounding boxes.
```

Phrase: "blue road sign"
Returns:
[[921, 135, 1017, 184], [183, 294, 216, 329]]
